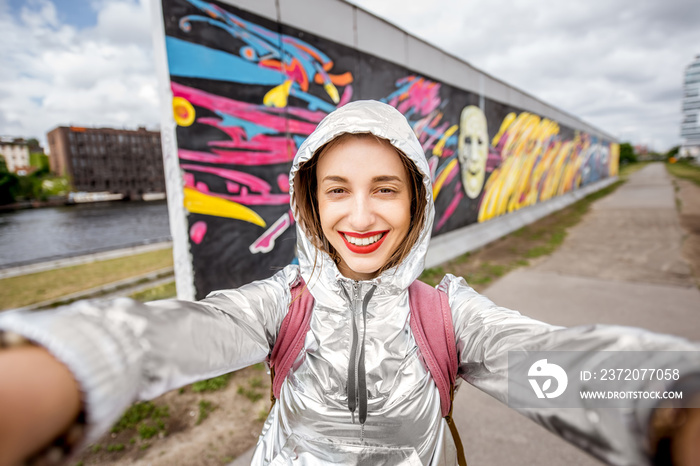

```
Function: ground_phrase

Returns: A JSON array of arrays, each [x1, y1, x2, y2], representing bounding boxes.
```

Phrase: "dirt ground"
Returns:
[[74, 170, 700, 466], [75, 365, 271, 466], [674, 178, 700, 287]]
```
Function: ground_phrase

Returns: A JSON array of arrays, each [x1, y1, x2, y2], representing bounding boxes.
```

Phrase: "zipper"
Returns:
[[343, 280, 375, 437], [342, 281, 360, 424], [353, 281, 361, 424]]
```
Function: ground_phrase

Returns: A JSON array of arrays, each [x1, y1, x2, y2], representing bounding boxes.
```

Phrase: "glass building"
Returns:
[[681, 55, 700, 160]]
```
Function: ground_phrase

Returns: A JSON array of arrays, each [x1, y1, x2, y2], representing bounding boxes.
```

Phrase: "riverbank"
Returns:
[[0, 192, 168, 213], [0, 245, 174, 310], [0, 197, 67, 212]]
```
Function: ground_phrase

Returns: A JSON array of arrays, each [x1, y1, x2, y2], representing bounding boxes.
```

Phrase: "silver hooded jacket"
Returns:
[[0, 100, 698, 466]]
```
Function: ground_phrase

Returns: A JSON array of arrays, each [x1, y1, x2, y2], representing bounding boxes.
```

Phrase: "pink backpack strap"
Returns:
[[408, 279, 458, 418], [268, 276, 314, 400]]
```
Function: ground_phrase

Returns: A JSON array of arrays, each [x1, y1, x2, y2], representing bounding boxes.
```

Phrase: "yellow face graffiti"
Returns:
[[458, 106, 489, 199]]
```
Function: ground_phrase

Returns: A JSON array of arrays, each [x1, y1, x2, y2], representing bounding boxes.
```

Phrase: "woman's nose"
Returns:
[[348, 195, 375, 230]]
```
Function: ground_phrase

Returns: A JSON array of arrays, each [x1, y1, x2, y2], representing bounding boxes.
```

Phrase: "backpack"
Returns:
[[267, 277, 467, 466]]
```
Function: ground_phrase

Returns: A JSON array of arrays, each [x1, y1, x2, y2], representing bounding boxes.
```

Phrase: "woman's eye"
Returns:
[[328, 188, 345, 194], [378, 187, 396, 194]]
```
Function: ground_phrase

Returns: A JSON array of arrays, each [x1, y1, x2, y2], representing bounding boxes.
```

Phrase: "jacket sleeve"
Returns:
[[440, 273, 700, 466], [0, 264, 299, 446]]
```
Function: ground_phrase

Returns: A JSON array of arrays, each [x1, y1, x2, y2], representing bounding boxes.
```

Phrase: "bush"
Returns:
[[619, 143, 637, 164]]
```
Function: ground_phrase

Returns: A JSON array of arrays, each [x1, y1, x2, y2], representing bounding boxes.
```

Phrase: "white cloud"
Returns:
[[348, 0, 700, 151], [0, 0, 158, 151], [1, 0, 698, 152], [89, 0, 153, 47]]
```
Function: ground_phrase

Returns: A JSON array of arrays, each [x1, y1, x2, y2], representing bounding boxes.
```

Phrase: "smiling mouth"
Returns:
[[339, 231, 388, 254]]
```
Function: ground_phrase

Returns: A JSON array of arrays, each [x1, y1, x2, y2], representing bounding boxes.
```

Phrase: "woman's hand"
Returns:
[[669, 407, 700, 466], [650, 384, 700, 466], [0, 344, 82, 466]]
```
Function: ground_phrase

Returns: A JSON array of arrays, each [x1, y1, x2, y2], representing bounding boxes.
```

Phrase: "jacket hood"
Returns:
[[289, 100, 435, 295]]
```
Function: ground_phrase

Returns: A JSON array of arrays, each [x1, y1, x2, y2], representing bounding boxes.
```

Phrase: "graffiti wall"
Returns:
[[157, 0, 619, 298]]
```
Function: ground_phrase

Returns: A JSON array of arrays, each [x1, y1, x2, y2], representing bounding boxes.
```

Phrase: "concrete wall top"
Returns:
[[189, 0, 616, 141]]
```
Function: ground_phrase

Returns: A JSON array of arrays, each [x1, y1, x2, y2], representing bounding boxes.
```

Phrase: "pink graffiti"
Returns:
[[435, 184, 464, 232], [442, 147, 455, 158], [277, 174, 289, 192], [181, 163, 271, 191], [487, 149, 503, 172], [436, 159, 459, 189], [190, 221, 207, 244], [420, 121, 450, 153], [182, 163, 290, 206], [338, 85, 353, 107], [213, 191, 289, 206], [183, 172, 195, 188], [226, 181, 240, 193], [194, 115, 298, 165], [249, 210, 295, 254], [172, 82, 323, 135], [179, 148, 293, 166], [391, 77, 442, 116]]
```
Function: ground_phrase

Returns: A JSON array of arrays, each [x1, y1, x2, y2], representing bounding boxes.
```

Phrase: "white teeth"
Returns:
[[344, 233, 383, 246]]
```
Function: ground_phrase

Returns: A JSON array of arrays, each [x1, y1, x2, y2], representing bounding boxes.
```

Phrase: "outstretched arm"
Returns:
[[440, 274, 700, 466], [0, 265, 299, 463]]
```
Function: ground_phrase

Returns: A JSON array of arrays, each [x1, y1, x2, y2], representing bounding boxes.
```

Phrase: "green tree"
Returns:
[[0, 155, 19, 205], [17, 175, 45, 201], [29, 152, 50, 176], [665, 145, 680, 160], [26, 138, 41, 152], [619, 142, 637, 164], [29, 152, 49, 170]]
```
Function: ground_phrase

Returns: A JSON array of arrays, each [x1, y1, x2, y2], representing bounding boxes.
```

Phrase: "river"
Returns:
[[0, 200, 171, 268]]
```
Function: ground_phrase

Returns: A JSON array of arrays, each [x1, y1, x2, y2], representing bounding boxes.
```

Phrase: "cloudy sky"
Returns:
[[1, 0, 699, 152]]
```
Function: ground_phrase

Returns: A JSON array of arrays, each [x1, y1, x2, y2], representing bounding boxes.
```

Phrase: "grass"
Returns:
[[191, 372, 233, 393], [666, 159, 700, 187], [237, 376, 265, 403], [129, 280, 177, 302], [137, 423, 162, 440], [0, 248, 173, 310], [197, 400, 215, 425], [619, 160, 651, 179], [111, 401, 170, 437]]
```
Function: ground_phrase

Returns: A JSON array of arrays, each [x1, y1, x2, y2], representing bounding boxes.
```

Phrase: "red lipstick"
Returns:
[[339, 231, 388, 254]]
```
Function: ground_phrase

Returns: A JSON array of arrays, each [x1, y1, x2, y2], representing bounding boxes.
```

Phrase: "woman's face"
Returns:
[[316, 136, 412, 281]]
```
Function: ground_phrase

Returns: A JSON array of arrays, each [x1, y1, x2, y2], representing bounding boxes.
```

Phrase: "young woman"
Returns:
[[0, 100, 698, 466]]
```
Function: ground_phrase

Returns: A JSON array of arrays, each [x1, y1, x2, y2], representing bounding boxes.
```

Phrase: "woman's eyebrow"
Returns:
[[320, 175, 405, 184], [321, 175, 348, 183], [372, 175, 404, 183]]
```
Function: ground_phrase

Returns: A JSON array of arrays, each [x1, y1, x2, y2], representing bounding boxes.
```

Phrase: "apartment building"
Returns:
[[0, 137, 31, 174], [47, 126, 165, 198]]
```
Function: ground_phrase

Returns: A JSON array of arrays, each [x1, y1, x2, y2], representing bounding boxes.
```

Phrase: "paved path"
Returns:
[[453, 163, 700, 465]]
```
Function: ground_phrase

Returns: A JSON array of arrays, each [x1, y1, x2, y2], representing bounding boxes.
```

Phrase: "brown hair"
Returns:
[[294, 133, 427, 278]]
